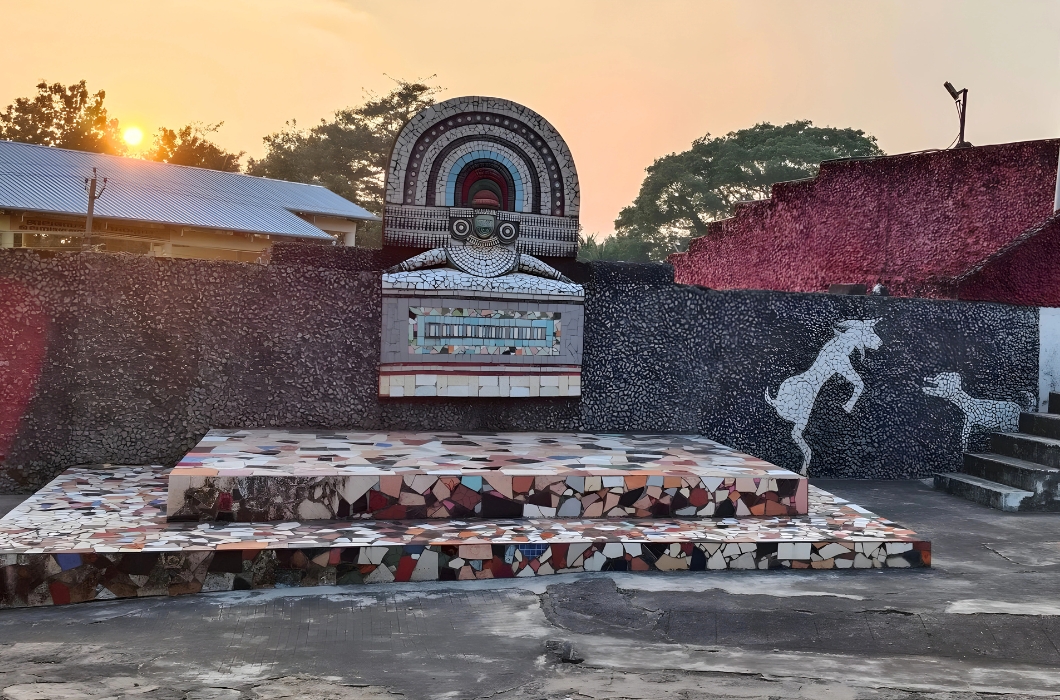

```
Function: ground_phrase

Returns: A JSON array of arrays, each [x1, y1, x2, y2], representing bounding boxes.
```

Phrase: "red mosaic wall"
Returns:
[[669, 139, 1060, 302], [955, 214, 1060, 306]]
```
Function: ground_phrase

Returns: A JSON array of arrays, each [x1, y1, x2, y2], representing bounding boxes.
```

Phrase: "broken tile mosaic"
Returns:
[[0, 464, 928, 607], [165, 431, 807, 522]]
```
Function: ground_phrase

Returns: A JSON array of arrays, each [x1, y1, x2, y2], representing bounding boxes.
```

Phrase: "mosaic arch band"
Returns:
[[378, 96, 584, 399]]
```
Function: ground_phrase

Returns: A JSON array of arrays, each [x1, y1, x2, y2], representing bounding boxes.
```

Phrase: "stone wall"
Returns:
[[668, 139, 1060, 301], [0, 251, 1039, 490]]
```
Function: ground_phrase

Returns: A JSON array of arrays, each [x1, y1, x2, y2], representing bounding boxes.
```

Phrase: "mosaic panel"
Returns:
[[409, 307, 560, 355], [378, 287, 584, 397], [0, 465, 928, 607], [382, 298, 582, 365]]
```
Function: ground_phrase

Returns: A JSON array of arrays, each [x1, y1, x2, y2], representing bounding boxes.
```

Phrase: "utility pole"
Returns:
[[82, 167, 107, 251]]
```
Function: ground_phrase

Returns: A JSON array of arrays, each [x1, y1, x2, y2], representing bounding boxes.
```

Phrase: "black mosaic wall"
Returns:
[[580, 263, 1039, 478], [0, 250, 1038, 490]]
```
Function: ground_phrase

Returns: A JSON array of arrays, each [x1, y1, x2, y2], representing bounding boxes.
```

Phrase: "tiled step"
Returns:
[[991, 432, 1060, 468], [1018, 412, 1060, 440], [0, 465, 930, 608], [934, 472, 1034, 512], [168, 430, 808, 522]]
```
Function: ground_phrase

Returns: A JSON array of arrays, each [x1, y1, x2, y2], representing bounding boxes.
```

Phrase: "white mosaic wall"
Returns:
[[379, 369, 581, 397]]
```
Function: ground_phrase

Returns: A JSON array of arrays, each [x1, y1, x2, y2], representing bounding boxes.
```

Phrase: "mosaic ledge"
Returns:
[[167, 431, 809, 522], [378, 368, 580, 397], [0, 464, 928, 608]]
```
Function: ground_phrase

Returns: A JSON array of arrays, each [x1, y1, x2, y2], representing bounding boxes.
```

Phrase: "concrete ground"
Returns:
[[2, 479, 1060, 699]]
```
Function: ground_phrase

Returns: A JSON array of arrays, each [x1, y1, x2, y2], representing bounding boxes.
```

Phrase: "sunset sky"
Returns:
[[2, 0, 1058, 236]]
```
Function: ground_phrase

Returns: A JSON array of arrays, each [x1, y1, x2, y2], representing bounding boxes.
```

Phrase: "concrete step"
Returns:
[[991, 432, 1060, 468], [934, 472, 1034, 512], [1019, 412, 1060, 440], [964, 451, 1060, 494]]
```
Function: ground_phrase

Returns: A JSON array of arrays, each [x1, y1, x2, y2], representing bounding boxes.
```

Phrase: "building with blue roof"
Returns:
[[0, 139, 380, 262]]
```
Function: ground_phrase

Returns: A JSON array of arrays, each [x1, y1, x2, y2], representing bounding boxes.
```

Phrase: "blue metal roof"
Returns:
[[0, 140, 379, 240]]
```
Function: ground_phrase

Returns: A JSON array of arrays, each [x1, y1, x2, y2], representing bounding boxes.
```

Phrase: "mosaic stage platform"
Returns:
[[167, 431, 808, 522], [0, 464, 928, 607]]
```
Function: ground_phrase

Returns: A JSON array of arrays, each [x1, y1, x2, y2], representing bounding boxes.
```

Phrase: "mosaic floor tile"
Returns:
[[0, 464, 929, 608], [166, 431, 808, 522]]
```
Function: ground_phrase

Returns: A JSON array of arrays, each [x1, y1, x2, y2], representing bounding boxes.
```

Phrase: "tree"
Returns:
[[143, 122, 244, 172], [613, 121, 885, 261], [0, 80, 126, 155], [577, 233, 653, 263], [247, 80, 442, 213]]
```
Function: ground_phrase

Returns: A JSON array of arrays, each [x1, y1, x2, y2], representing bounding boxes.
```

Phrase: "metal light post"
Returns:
[[944, 82, 972, 149], [1054, 147, 1060, 214]]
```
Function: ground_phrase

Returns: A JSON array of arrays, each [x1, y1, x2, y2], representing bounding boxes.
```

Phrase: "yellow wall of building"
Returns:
[[0, 210, 375, 261]]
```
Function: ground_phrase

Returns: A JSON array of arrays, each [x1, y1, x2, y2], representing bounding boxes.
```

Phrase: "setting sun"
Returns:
[[122, 126, 143, 146]]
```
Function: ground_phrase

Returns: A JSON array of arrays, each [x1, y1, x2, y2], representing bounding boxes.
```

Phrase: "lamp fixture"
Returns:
[[943, 82, 972, 149]]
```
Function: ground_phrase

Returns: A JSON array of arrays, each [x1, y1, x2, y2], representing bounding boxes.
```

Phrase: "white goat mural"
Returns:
[[921, 372, 1023, 449], [765, 319, 883, 475]]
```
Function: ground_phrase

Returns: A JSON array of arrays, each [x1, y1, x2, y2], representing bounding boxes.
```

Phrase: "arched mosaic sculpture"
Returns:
[[383, 96, 580, 258], [379, 97, 584, 399]]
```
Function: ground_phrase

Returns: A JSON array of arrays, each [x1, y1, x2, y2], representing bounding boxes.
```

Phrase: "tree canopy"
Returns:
[[576, 233, 652, 263], [609, 121, 885, 261], [247, 81, 442, 213], [143, 122, 244, 172], [0, 80, 126, 155]]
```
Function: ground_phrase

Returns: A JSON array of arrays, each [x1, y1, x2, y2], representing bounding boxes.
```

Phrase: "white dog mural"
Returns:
[[921, 372, 1024, 449], [765, 319, 883, 475]]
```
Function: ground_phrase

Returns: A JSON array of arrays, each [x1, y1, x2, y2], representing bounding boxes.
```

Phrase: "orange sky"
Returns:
[[2, 0, 1059, 236]]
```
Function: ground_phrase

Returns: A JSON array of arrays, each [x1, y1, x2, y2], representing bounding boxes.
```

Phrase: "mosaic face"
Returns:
[[473, 213, 496, 239]]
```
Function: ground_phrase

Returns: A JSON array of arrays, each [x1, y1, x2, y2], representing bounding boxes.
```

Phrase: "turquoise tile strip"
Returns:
[[408, 307, 561, 355]]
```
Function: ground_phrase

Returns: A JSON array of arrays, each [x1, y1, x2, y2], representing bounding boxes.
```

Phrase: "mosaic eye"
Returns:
[[450, 218, 471, 240], [497, 221, 518, 244]]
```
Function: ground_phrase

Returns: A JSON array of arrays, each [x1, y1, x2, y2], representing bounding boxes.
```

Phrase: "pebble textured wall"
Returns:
[[0, 251, 382, 492], [0, 251, 1037, 490], [954, 214, 1060, 307], [669, 140, 1060, 300], [581, 264, 1038, 479], [0, 250, 578, 492]]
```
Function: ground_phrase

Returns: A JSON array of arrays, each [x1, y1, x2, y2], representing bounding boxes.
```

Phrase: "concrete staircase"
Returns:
[[935, 393, 1060, 512]]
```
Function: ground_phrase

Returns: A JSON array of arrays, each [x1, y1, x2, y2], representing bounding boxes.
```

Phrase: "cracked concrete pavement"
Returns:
[[2, 480, 1060, 699]]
